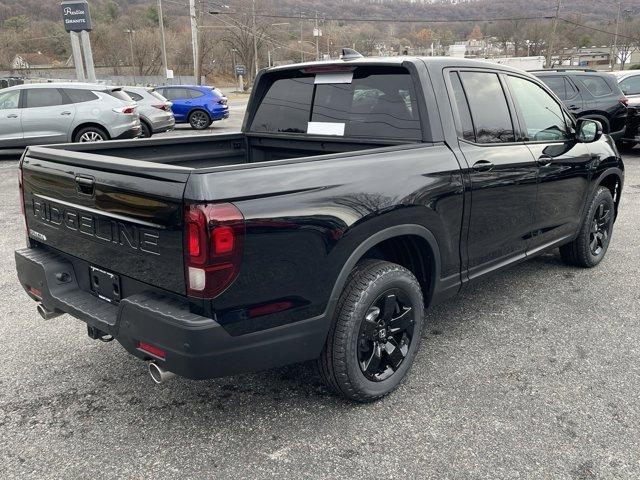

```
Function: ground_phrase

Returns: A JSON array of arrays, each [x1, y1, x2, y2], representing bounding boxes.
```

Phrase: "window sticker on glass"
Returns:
[[307, 121, 345, 136], [314, 72, 354, 84]]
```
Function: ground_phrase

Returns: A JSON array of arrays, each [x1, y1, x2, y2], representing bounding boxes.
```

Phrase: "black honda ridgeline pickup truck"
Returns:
[[16, 57, 624, 402]]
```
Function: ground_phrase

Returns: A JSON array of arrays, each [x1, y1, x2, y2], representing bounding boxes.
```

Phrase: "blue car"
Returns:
[[155, 85, 229, 130]]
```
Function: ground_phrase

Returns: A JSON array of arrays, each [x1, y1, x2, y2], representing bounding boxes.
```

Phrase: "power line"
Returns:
[[227, 12, 556, 24], [559, 17, 640, 43]]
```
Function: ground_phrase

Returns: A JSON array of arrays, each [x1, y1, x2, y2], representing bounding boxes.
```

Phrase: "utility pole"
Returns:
[[546, 0, 561, 68], [611, 1, 622, 71], [189, 0, 199, 82], [196, 0, 204, 84], [252, 0, 259, 80], [300, 11, 304, 62], [157, 0, 169, 81], [314, 12, 320, 61], [125, 29, 136, 84], [325, 19, 329, 58]]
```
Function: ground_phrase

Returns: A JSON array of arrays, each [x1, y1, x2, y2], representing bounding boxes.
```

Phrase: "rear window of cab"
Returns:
[[249, 66, 422, 140]]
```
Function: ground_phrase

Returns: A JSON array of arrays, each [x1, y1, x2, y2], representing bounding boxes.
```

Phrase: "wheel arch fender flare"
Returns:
[[188, 107, 211, 119], [592, 166, 624, 216], [71, 122, 110, 141], [323, 224, 442, 322]]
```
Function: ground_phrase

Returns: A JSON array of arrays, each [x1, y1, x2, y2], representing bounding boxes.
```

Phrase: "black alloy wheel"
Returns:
[[189, 110, 211, 130], [589, 202, 612, 256], [560, 187, 615, 268], [317, 260, 425, 402], [358, 289, 415, 382]]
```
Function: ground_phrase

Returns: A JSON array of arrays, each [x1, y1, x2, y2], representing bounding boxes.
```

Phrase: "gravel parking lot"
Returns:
[[1, 141, 639, 478]]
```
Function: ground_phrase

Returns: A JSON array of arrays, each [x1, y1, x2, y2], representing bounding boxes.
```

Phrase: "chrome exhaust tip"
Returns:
[[37, 302, 62, 320], [148, 362, 176, 384]]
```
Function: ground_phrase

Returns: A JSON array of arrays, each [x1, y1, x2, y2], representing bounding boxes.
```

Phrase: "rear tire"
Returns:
[[317, 260, 425, 402], [188, 110, 212, 130], [74, 126, 108, 143], [140, 121, 152, 138], [560, 187, 615, 268]]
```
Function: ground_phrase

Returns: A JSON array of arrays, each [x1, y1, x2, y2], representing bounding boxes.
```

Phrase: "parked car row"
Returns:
[[532, 68, 640, 150], [0, 82, 230, 148]]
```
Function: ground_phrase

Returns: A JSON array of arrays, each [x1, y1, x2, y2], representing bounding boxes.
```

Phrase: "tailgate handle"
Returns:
[[75, 176, 95, 196]]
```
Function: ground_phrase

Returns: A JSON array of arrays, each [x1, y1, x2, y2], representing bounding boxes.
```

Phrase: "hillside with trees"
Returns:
[[1, 0, 638, 82]]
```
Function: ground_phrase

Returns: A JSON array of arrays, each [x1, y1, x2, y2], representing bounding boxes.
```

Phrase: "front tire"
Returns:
[[317, 260, 425, 402], [560, 187, 615, 267], [188, 110, 212, 130]]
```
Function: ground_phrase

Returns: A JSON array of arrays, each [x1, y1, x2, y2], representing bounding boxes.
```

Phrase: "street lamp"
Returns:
[[124, 29, 136, 84]]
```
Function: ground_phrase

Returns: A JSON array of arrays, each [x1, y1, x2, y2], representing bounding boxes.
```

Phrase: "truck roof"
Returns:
[[266, 56, 533, 76]]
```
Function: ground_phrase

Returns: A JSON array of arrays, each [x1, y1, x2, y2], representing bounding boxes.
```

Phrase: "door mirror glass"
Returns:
[[577, 119, 602, 143]]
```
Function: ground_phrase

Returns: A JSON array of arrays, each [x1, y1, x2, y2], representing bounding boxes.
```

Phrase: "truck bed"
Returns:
[[28, 132, 408, 170]]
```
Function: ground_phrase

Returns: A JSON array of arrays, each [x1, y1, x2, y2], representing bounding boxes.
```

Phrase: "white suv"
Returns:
[[0, 82, 141, 147]]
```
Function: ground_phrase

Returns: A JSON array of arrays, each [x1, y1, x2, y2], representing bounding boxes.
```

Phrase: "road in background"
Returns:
[[0, 137, 639, 478]]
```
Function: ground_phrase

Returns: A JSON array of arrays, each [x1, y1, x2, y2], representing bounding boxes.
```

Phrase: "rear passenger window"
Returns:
[[564, 78, 578, 99], [188, 89, 205, 98], [541, 76, 570, 100], [25, 88, 66, 108], [448, 72, 475, 141], [459, 71, 515, 143], [64, 89, 98, 103], [579, 76, 612, 96]]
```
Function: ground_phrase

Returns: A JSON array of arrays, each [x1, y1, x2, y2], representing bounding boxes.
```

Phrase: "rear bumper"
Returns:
[[210, 108, 230, 121], [146, 115, 175, 133], [15, 247, 328, 380], [113, 126, 142, 140], [109, 118, 142, 139]]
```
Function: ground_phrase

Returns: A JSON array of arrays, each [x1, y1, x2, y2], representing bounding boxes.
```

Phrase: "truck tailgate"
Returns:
[[21, 146, 191, 295]]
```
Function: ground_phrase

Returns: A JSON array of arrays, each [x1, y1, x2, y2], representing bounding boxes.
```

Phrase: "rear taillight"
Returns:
[[152, 104, 170, 111], [620, 96, 629, 107], [18, 155, 26, 234], [217, 98, 228, 106], [112, 106, 136, 114], [184, 203, 244, 298]]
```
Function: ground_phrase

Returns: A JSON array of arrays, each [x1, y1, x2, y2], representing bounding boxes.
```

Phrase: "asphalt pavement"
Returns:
[[1, 140, 639, 479]]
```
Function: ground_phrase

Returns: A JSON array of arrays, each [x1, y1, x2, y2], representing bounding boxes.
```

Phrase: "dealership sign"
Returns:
[[61, 1, 92, 32]]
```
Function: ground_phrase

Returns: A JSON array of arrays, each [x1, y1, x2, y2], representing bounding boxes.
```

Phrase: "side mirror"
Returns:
[[576, 119, 603, 143]]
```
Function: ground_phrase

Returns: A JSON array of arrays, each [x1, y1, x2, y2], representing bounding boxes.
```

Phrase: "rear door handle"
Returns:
[[61, 111, 72, 116], [472, 160, 494, 172], [7, 114, 18, 118], [568, 104, 580, 111]]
